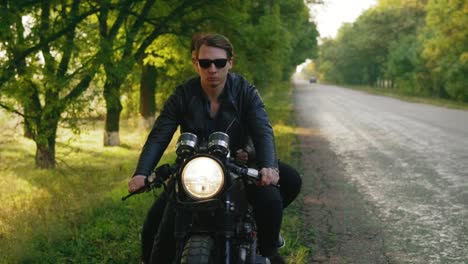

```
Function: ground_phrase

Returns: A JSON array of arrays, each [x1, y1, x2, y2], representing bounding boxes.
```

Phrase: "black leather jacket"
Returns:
[[134, 73, 278, 176]]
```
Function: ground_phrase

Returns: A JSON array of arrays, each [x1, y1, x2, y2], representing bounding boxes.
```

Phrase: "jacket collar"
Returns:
[[195, 72, 241, 112]]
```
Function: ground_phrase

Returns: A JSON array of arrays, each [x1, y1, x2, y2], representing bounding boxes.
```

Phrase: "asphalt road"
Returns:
[[294, 80, 468, 264]]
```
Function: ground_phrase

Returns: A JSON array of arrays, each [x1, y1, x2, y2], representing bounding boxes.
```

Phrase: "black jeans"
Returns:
[[246, 184, 283, 257], [277, 161, 302, 209], [141, 161, 302, 262]]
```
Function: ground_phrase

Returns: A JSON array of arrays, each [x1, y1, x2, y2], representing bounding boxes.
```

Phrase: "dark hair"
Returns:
[[191, 32, 207, 52], [195, 33, 234, 60]]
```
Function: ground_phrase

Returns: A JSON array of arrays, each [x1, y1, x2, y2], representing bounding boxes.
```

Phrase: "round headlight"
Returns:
[[181, 157, 224, 200]]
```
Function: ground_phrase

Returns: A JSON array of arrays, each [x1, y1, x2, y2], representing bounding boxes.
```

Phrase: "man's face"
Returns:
[[196, 44, 232, 90]]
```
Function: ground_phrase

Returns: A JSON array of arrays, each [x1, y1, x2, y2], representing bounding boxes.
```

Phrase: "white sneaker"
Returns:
[[277, 234, 285, 248]]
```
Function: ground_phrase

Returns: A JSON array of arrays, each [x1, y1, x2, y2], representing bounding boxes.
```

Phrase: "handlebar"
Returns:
[[123, 159, 278, 201], [121, 164, 174, 201], [225, 159, 259, 180], [225, 159, 280, 187]]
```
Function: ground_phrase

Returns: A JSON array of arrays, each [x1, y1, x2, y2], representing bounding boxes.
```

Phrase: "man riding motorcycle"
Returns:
[[128, 33, 285, 263]]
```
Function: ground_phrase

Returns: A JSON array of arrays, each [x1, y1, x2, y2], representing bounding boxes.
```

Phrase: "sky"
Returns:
[[311, 0, 378, 39], [294, 0, 378, 72]]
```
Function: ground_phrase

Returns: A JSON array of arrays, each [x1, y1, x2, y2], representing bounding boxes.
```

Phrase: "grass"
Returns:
[[261, 83, 313, 263], [0, 80, 311, 263], [0, 114, 171, 263]]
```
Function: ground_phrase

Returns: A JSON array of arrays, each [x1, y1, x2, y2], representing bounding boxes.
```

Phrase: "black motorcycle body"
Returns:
[[140, 132, 269, 264]]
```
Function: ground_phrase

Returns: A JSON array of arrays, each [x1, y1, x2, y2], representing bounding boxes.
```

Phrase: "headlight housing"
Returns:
[[181, 156, 225, 200], [176, 133, 198, 157], [208, 132, 230, 157]]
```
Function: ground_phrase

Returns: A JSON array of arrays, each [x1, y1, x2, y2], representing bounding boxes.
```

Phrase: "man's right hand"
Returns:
[[128, 175, 147, 193]]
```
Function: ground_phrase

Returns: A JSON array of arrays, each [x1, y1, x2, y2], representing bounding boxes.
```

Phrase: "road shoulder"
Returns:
[[297, 127, 389, 264]]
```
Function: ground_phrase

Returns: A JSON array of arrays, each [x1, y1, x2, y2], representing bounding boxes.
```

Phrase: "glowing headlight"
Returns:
[[181, 157, 224, 200]]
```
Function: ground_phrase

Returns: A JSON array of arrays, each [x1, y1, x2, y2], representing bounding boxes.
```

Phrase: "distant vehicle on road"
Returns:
[[309, 76, 317, 83]]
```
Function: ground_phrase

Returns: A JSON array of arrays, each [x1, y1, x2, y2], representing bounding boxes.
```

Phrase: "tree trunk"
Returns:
[[23, 117, 34, 139], [139, 64, 157, 130], [103, 75, 123, 146], [23, 110, 34, 139], [34, 119, 58, 169], [35, 141, 56, 169]]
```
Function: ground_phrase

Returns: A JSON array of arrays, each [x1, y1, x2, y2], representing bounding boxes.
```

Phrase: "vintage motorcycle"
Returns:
[[123, 132, 271, 264]]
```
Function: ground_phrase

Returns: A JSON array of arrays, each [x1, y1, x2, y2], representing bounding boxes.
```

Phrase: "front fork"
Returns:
[[225, 194, 236, 264], [173, 195, 237, 264]]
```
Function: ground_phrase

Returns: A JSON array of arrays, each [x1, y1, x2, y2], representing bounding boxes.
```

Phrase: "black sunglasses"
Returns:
[[198, 59, 229, 69]]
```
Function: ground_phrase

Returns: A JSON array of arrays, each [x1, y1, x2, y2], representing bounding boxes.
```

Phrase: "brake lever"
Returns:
[[121, 185, 147, 201]]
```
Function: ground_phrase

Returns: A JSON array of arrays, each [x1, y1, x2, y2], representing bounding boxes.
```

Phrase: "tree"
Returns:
[[378, 1, 427, 91], [97, 0, 215, 145], [384, 34, 424, 93], [0, 1, 100, 168], [142, 33, 194, 129], [138, 64, 157, 129], [422, 0, 468, 101], [139, 0, 319, 129], [222, 0, 318, 87], [0, 0, 320, 167], [279, 0, 319, 80], [317, 1, 427, 88]]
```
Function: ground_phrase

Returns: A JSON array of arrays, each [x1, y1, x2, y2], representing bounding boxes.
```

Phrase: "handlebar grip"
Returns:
[[226, 160, 280, 187], [226, 160, 259, 180], [245, 168, 259, 179]]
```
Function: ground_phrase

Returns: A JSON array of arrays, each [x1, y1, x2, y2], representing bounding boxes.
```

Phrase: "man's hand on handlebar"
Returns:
[[259, 168, 279, 186], [128, 175, 147, 193], [235, 148, 279, 186]]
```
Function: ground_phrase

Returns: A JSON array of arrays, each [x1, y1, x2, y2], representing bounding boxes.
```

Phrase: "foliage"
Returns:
[[144, 34, 195, 104], [422, 0, 468, 101], [384, 34, 425, 95], [1, 1, 319, 166], [0, 1, 101, 168], [315, 0, 468, 102], [237, 0, 318, 87], [317, 4, 425, 86], [96, 0, 223, 143]]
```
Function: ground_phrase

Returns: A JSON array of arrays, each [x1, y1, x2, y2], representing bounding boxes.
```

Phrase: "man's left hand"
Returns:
[[235, 149, 249, 164], [259, 167, 279, 186]]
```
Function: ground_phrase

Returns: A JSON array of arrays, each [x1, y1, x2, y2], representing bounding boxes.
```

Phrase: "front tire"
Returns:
[[180, 235, 214, 264]]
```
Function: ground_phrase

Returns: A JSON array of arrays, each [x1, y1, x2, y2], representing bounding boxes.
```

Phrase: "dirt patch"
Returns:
[[297, 129, 390, 264]]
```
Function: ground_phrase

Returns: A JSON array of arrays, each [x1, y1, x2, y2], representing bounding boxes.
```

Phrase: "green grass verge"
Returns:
[[261, 83, 313, 263], [0, 81, 310, 263]]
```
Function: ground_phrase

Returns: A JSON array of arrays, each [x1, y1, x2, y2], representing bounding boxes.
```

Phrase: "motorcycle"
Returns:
[[123, 132, 271, 264]]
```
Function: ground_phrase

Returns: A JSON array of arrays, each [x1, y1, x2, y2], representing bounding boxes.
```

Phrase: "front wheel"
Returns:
[[180, 235, 214, 264]]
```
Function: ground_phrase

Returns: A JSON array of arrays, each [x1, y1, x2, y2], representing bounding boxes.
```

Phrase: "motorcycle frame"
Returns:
[[171, 153, 255, 264]]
